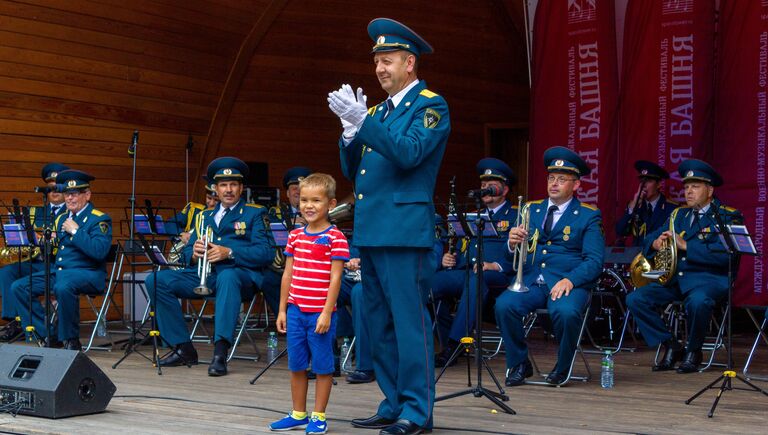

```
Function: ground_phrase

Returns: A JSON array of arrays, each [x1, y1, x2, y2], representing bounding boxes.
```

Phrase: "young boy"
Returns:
[[269, 173, 349, 434]]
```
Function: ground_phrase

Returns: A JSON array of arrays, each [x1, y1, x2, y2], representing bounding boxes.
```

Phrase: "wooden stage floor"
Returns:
[[1, 335, 766, 435]]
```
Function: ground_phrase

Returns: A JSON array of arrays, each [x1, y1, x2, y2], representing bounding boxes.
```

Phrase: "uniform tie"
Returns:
[[544, 205, 558, 234], [216, 207, 230, 226], [381, 98, 394, 121], [51, 205, 60, 217]]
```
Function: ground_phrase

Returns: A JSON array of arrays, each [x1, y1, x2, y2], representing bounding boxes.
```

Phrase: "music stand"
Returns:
[[686, 210, 768, 416], [435, 195, 515, 414], [0, 217, 43, 343], [112, 203, 176, 372]]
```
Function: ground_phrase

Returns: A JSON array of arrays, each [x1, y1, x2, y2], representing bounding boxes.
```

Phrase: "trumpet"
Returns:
[[507, 196, 536, 293], [194, 217, 213, 296]]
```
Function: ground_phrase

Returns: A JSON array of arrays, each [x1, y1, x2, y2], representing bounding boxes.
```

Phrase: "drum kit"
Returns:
[[585, 246, 643, 353]]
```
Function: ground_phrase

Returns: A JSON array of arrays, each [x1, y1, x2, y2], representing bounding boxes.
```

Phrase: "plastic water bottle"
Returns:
[[266, 332, 278, 362], [340, 337, 352, 373], [96, 316, 107, 337], [601, 350, 614, 389]]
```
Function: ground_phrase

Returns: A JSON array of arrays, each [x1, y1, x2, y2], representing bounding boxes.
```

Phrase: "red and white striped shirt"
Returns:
[[284, 225, 349, 312]]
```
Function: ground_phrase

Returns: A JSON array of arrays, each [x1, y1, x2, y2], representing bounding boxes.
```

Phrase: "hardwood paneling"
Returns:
[[216, 1, 530, 201]]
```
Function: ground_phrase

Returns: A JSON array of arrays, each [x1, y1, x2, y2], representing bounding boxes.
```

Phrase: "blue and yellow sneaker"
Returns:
[[268, 413, 309, 431], [306, 415, 328, 434]]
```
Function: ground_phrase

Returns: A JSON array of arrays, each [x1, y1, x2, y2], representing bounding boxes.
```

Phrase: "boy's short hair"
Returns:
[[299, 173, 336, 199]]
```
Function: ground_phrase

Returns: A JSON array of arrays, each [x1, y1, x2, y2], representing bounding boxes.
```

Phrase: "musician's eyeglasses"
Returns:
[[547, 175, 576, 185]]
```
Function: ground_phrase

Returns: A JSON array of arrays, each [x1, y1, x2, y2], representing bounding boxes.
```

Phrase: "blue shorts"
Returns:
[[286, 304, 337, 374]]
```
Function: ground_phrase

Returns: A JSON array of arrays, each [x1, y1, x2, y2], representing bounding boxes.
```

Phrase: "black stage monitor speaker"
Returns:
[[0, 344, 116, 418]]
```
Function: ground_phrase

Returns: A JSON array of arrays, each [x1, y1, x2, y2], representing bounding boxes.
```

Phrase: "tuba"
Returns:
[[629, 208, 679, 287], [507, 197, 537, 293]]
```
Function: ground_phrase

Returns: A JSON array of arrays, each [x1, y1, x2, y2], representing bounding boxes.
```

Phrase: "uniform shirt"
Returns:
[[214, 200, 239, 226], [543, 198, 573, 231], [284, 225, 349, 312]]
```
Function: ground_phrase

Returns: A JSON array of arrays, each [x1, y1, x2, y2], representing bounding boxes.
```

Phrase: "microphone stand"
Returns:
[[113, 131, 153, 369], [685, 203, 768, 416], [435, 189, 515, 415]]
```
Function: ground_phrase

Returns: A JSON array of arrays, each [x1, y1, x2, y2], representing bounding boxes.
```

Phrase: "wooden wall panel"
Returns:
[[216, 1, 530, 205]]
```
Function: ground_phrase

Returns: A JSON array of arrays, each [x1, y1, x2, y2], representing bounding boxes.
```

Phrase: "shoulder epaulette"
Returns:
[[666, 199, 678, 205], [188, 202, 204, 211], [511, 205, 519, 209], [367, 106, 377, 116], [246, 203, 264, 209], [91, 209, 105, 217], [720, 205, 738, 213], [527, 199, 545, 205], [419, 89, 438, 98], [580, 203, 598, 211]]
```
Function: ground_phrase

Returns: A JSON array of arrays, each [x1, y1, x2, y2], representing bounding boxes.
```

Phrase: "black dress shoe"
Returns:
[[158, 347, 198, 367], [505, 359, 533, 386], [379, 419, 429, 435], [545, 370, 568, 385], [346, 370, 376, 384], [44, 336, 63, 348], [0, 321, 23, 342], [676, 350, 702, 373], [208, 355, 228, 376], [653, 344, 684, 371], [62, 339, 82, 351], [351, 414, 396, 429]]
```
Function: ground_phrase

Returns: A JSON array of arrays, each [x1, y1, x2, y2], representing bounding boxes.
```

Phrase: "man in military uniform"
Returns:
[[0, 163, 70, 341], [148, 157, 273, 376], [166, 175, 218, 245], [11, 169, 112, 350], [626, 159, 743, 373], [615, 160, 677, 246], [433, 158, 517, 367], [497, 146, 604, 386], [328, 18, 450, 435]]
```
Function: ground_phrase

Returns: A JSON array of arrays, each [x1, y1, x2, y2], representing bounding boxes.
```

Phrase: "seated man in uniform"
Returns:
[[615, 160, 676, 246], [167, 175, 219, 245], [627, 159, 743, 373], [149, 157, 273, 376], [1, 162, 69, 341], [432, 157, 517, 367], [11, 169, 112, 350], [498, 146, 604, 386]]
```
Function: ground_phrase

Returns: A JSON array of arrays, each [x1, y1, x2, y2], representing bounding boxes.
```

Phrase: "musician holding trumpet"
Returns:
[[147, 157, 274, 376], [626, 159, 743, 374], [496, 146, 604, 386], [615, 160, 677, 246]]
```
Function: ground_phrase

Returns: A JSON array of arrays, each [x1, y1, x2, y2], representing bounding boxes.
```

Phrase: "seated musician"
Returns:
[[261, 167, 315, 318], [432, 157, 517, 367], [1, 162, 69, 342], [167, 175, 219, 245], [615, 160, 676, 246], [498, 146, 604, 386], [627, 159, 743, 373], [148, 157, 273, 376], [11, 169, 112, 350]]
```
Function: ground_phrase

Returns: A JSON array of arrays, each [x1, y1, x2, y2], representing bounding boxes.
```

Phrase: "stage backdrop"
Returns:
[[529, 0, 619, 237], [713, 0, 768, 306], [617, 0, 715, 220]]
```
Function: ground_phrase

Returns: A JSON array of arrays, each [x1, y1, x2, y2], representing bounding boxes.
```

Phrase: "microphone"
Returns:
[[467, 185, 501, 198], [128, 130, 139, 156], [34, 184, 63, 194]]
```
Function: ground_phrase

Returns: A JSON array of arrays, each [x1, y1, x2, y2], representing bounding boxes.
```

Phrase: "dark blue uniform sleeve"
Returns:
[[569, 211, 605, 289], [232, 207, 273, 268], [353, 97, 450, 170], [70, 214, 112, 262]]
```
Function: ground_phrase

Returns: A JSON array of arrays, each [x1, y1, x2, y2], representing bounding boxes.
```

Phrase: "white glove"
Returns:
[[327, 84, 367, 128], [341, 118, 357, 139]]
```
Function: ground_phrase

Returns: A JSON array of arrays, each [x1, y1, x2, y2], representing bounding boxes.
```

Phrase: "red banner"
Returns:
[[529, 0, 619, 237], [617, 0, 715, 214], [713, 0, 768, 306]]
